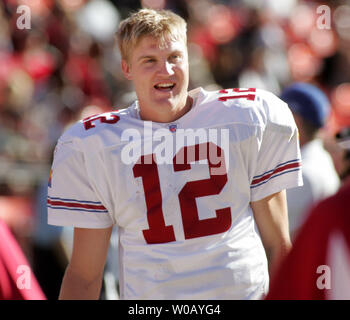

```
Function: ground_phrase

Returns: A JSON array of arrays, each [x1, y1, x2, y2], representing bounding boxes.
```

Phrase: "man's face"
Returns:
[[122, 35, 190, 122]]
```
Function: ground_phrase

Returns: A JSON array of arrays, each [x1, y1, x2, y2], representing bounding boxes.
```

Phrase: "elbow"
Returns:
[[266, 240, 292, 278], [59, 264, 104, 300]]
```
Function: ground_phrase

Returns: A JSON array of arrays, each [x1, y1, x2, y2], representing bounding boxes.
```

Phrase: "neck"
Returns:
[[139, 95, 193, 123]]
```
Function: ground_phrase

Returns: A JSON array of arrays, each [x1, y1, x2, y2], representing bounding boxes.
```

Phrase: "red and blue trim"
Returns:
[[47, 196, 108, 213], [251, 159, 301, 189]]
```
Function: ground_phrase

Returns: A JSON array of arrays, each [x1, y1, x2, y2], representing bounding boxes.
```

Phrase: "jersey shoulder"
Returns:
[[255, 88, 296, 130], [196, 87, 296, 132], [57, 108, 136, 152]]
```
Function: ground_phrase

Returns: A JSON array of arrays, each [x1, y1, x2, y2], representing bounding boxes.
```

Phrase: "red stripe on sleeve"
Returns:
[[47, 199, 106, 211], [252, 162, 301, 185]]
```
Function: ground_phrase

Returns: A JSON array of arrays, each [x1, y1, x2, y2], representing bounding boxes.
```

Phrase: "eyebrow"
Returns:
[[137, 55, 155, 62], [137, 50, 183, 62]]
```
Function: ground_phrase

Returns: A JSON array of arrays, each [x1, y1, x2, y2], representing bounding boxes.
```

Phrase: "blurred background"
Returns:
[[1, 0, 350, 299]]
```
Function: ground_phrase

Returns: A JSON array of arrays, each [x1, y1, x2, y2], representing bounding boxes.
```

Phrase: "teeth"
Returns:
[[156, 83, 174, 88]]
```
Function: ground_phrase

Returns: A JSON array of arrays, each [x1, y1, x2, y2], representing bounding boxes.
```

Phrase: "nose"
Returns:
[[158, 61, 174, 76]]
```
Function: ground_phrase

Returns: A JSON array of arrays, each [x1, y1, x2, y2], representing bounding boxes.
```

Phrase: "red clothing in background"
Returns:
[[0, 219, 46, 300], [266, 178, 350, 300]]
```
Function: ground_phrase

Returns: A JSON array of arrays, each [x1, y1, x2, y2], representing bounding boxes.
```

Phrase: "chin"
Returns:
[[154, 98, 177, 109]]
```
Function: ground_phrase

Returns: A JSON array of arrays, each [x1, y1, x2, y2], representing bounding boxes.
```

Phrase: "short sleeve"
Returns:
[[250, 96, 303, 202], [47, 140, 114, 229]]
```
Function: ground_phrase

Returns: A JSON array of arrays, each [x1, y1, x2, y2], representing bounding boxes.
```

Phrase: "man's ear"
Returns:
[[121, 59, 132, 80]]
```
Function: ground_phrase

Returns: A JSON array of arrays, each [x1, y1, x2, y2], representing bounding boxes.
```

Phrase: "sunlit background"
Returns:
[[1, 0, 350, 299]]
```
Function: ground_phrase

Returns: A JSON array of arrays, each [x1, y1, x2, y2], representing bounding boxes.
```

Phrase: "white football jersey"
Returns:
[[48, 87, 303, 299]]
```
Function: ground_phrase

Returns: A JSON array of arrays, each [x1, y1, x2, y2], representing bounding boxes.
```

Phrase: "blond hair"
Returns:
[[116, 8, 187, 62]]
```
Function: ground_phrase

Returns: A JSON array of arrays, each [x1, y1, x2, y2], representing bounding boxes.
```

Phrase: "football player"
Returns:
[[48, 9, 302, 299]]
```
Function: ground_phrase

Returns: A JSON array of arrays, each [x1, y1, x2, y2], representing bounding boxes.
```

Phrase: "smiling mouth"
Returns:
[[154, 83, 176, 92]]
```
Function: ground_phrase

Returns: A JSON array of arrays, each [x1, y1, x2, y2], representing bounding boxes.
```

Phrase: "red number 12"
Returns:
[[218, 88, 256, 102], [133, 142, 232, 244]]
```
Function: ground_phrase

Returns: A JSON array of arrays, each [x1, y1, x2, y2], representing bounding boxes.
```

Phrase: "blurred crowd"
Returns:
[[1, 0, 350, 299]]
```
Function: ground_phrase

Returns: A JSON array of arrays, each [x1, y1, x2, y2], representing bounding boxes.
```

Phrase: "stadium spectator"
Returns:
[[280, 82, 340, 239], [266, 130, 350, 300], [0, 218, 46, 300], [335, 127, 350, 181]]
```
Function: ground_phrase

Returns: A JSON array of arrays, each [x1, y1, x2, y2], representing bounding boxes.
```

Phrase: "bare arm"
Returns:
[[250, 190, 292, 278], [59, 226, 113, 300]]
